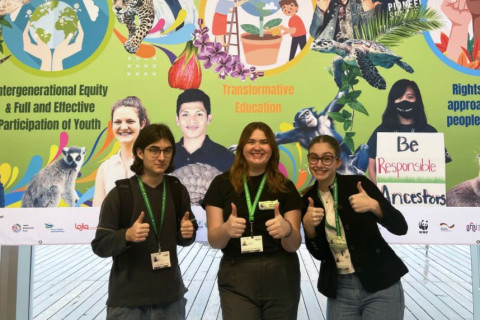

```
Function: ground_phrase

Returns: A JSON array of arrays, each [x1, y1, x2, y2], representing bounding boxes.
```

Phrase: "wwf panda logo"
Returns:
[[418, 220, 428, 231]]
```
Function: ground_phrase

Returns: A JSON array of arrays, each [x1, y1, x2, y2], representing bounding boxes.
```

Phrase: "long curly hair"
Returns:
[[229, 122, 288, 194]]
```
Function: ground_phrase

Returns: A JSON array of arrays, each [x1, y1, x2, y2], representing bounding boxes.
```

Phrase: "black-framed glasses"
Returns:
[[145, 147, 173, 158], [307, 153, 336, 165]]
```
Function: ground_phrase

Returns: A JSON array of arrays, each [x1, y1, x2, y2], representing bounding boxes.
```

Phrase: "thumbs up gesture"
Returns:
[[126, 211, 150, 242], [303, 197, 324, 229], [180, 212, 194, 239], [265, 202, 291, 239], [349, 181, 377, 213], [225, 203, 246, 238]]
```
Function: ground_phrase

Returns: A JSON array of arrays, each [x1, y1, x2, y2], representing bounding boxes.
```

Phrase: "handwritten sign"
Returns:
[[376, 133, 446, 206]]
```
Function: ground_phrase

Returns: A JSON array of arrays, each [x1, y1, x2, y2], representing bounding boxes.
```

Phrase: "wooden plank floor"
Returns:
[[31, 244, 474, 320]]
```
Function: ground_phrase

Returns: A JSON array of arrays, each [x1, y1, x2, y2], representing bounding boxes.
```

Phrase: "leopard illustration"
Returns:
[[113, 0, 154, 53]]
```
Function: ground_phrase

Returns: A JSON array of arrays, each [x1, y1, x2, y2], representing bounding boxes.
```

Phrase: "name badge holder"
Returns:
[[137, 175, 171, 270], [240, 175, 267, 254]]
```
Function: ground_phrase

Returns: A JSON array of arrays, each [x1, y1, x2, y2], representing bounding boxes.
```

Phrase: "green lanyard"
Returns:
[[137, 175, 167, 251], [243, 174, 267, 235], [318, 177, 341, 237]]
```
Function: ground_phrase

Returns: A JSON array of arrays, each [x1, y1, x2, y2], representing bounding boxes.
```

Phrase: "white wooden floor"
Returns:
[[31, 243, 474, 320]]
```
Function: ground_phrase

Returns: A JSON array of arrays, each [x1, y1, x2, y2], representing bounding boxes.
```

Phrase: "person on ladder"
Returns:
[[212, 0, 249, 47]]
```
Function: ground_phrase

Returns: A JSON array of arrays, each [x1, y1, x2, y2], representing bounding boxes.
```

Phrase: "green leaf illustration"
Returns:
[[328, 111, 346, 122], [347, 100, 369, 116], [264, 18, 282, 29], [241, 24, 260, 34]]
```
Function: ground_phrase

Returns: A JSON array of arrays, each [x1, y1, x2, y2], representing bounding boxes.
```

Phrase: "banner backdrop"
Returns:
[[1, 0, 480, 245]]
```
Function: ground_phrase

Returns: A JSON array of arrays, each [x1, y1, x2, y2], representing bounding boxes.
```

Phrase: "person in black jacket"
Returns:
[[91, 123, 197, 320], [302, 134, 408, 320]]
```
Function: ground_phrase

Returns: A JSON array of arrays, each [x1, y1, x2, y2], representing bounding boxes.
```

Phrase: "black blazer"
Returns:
[[302, 174, 408, 298]]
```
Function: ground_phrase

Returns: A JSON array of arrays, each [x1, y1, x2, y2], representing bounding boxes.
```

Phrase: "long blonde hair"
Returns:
[[229, 122, 288, 194]]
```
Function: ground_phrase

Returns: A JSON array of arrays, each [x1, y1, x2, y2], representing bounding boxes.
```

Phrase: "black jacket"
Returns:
[[302, 174, 408, 298]]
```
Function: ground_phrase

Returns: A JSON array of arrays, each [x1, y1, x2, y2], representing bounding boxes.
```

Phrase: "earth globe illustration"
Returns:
[[29, 0, 79, 49]]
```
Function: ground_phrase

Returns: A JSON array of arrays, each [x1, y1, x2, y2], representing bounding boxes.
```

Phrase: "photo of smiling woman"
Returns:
[[367, 79, 452, 184], [92, 96, 150, 207], [203, 122, 302, 320], [302, 135, 409, 320]]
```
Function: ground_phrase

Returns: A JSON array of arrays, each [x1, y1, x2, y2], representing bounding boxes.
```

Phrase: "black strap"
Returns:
[[115, 177, 183, 228]]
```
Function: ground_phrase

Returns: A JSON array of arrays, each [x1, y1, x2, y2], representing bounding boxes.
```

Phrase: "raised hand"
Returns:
[[467, 0, 480, 42], [303, 197, 325, 228], [52, 21, 84, 71], [442, 0, 470, 24], [225, 203, 246, 238], [180, 211, 194, 239], [265, 202, 292, 239], [361, 0, 382, 12], [126, 211, 150, 242], [349, 181, 376, 213], [23, 21, 52, 71]]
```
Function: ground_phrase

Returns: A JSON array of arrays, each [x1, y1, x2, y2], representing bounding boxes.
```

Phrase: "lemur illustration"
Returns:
[[446, 154, 480, 207], [21, 146, 86, 207]]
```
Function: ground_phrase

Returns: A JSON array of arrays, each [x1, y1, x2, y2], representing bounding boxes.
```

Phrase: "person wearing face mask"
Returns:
[[366, 79, 452, 184], [302, 134, 408, 320], [93, 96, 151, 207]]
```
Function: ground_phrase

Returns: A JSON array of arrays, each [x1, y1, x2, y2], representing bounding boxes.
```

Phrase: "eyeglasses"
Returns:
[[307, 153, 337, 165], [145, 147, 173, 158]]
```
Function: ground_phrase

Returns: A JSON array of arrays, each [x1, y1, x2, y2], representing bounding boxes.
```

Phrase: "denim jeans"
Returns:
[[106, 297, 187, 320], [327, 273, 405, 320]]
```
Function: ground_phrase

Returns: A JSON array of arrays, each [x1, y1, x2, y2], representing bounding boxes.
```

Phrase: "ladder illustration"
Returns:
[[225, 1, 241, 58]]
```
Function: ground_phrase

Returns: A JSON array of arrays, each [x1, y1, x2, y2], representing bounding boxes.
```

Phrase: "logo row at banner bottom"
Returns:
[[1, 207, 480, 245]]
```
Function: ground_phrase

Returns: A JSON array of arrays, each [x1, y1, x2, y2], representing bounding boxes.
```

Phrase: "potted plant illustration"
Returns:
[[240, 0, 282, 66]]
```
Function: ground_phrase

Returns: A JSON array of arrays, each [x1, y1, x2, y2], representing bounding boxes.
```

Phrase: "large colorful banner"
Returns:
[[2, 0, 480, 245]]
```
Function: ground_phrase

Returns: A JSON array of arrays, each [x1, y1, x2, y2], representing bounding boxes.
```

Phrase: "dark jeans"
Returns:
[[218, 251, 300, 320], [327, 273, 405, 320], [106, 297, 187, 320]]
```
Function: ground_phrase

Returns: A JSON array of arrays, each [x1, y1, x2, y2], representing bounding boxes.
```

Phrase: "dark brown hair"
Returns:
[[308, 135, 341, 157], [302, 135, 340, 195], [229, 122, 288, 194], [279, 0, 298, 7], [131, 124, 176, 175]]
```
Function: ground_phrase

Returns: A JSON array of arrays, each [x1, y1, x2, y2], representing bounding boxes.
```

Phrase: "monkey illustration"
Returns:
[[446, 154, 480, 207], [21, 146, 86, 207], [275, 90, 369, 175]]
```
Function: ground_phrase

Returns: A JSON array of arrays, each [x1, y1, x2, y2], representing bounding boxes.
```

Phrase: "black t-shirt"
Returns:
[[202, 172, 302, 257]]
